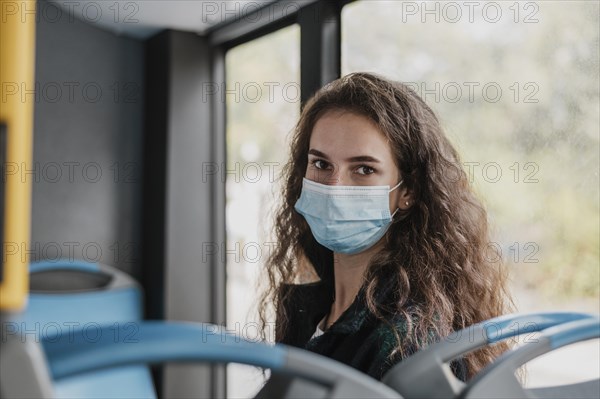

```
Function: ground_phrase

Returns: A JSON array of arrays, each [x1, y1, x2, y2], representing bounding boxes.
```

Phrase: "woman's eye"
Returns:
[[356, 165, 375, 175], [311, 159, 330, 170]]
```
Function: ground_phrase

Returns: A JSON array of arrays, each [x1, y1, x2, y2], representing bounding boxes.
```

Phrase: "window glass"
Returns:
[[225, 24, 300, 398], [343, 0, 599, 386]]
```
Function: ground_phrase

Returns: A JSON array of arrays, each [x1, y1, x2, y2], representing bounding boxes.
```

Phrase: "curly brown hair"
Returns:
[[258, 72, 513, 378]]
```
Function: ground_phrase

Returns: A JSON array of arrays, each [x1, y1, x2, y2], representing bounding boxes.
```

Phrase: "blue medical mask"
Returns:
[[294, 178, 403, 255]]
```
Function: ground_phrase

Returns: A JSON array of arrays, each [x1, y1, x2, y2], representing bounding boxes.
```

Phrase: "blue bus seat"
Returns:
[[41, 321, 402, 399], [16, 260, 156, 399], [460, 316, 600, 399], [382, 312, 597, 399]]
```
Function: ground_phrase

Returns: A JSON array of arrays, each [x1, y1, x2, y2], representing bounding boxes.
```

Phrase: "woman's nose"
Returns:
[[326, 168, 347, 186]]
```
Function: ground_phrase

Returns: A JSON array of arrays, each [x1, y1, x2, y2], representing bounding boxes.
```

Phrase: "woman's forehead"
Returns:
[[309, 110, 394, 161]]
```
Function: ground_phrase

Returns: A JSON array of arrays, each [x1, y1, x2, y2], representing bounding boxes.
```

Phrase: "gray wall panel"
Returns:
[[31, 1, 144, 277]]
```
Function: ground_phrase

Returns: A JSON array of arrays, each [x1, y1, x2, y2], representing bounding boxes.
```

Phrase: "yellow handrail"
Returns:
[[0, 0, 36, 312]]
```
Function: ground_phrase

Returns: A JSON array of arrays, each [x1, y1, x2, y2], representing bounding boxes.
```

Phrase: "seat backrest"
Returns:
[[41, 321, 403, 399], [381, 312, 596, 399], [460, 317, 600, 399], [16, 259, 156, 399]]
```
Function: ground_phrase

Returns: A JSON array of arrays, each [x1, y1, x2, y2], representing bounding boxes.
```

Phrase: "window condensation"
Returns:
[[343, 0, 599, 387], [225, 24, 300, 398]]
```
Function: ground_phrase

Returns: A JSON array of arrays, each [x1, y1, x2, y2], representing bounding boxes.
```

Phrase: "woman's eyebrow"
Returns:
[[308, 149, 381, 163], [346, 155, 381, 163], [308, 149, 330, 159]]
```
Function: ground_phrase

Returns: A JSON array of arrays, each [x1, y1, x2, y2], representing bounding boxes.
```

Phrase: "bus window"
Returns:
[[225, 24, 300, 398], [342, 0, 599, 387]]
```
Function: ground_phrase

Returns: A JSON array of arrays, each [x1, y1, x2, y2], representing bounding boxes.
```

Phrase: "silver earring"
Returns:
[[405, 201, 410, 206]]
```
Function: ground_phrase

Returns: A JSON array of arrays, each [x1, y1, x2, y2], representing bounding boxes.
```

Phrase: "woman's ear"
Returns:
[[396, 185, 414, 210]]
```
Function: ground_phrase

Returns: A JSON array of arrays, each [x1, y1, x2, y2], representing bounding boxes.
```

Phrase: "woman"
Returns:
[[258, 72, 512, 382]]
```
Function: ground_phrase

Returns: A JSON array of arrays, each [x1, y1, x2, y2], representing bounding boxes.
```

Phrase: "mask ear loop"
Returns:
[[389, 180, 403, 219], [389, 180, 403, 193]]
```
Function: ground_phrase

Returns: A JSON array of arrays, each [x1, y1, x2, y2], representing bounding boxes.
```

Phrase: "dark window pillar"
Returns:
[[299, 1, 342, 106]]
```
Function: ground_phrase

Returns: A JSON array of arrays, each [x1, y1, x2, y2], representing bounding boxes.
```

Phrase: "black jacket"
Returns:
[[257, 243, 466, 397], [278, 280, 451, 381]]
